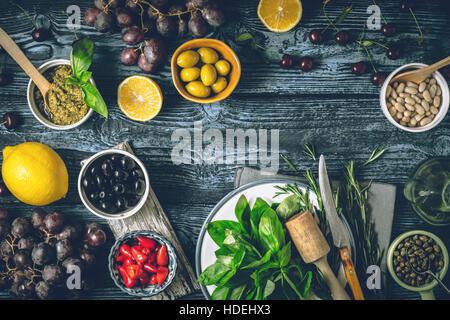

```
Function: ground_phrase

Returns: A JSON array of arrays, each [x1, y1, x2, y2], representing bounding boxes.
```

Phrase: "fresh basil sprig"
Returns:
[[66, 38, 108, 118]]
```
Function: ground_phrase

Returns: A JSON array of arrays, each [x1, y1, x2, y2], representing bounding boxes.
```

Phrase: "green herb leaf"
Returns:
[[263, 279, 276, 298], [65, 76, 81, 87], [197, 262, 230, 286], [276, 194, 301, 221], [79, 70, 92, 84], [258, 208, 285, 253], [235, 195, 252, 236], [242, 250, 271, 270], [277, 242, 292, 268], [236, 33, 254, 42], [207, 220, 243, 247], [211, 286, 230, 300], [81, 82, 108, 118], [229, 284, 247, 300], [71, 38, 94, 79], [250, 198, 271, 241]]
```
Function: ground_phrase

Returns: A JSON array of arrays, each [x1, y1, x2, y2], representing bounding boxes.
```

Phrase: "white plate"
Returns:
[[195, 178, 355, 299]]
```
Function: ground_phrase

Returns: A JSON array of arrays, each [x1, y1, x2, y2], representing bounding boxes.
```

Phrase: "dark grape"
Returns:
[[147, 6, 160, 20], [18, 237, 35, 251], [42, 264, 63, 285], [143, 37, 167, 65], [13, 250, 32, 269], [56, 224, 81, 241], [0, 277, 10, 291], [94, 12, 115, 33], [0, 220, 10, 239], [0, 208, 8, 220], [156, 16, 177, 38], [16, 282, 34, 299], [79, 248, 96, 267], [150, 0, 169, 6], [84, 222, 102, 236], [55, 239, 73, 261], [32, 242, 55, 265], [11, 217, 31, 238], [188, 12, 210, 38], [191, 0, 210, 8], [84, 8, 101, 27], [95, 0, 122, 10], [2, 112, 19, 130], [202, 7, 225, 27], [122, 25, 144, 45], [115, 7, 135, 28], [126, 0, 140, 12], [35, 281, 53, 299], [120, 48, 139, 67], [30, 208, 46, 230], [31, 28, 50, 42], [86, 229, 107, 248], [177, 19, 188, 38], [62, 257, 85, 273], [43, 212, 64, 234], [1, 239, 13, 258], [138, 55, 158, 74]]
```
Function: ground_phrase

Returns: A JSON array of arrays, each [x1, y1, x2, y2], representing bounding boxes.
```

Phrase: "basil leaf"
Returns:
[[235, 195, 251, 235], [71, 38, 94, 79], [242, 250, 271, 270], [81, 82, 108, 118], [282, 271, 304, 300], [236, 33, 253, 42], [277, 241, 291, 267], [211, 286, 230, 300], [250, 197, 271, 241], [276, 194, 301, 221], [65, 76, 81, 87], [207, 220, 243, 247], [258, 207, 285, 253], [223, 229, 261, 260], [301, 271, 313, 297], [263, 279, 276, 298], [229, 284, 246, 300], [79, 70, 92, 84], [197, 262, 230, 286]]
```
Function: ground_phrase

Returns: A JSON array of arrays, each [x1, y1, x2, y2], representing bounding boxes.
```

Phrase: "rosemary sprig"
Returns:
[[360, 146, 385, 167], [280, 154, 298, 172], [303, 143, 317, 161]]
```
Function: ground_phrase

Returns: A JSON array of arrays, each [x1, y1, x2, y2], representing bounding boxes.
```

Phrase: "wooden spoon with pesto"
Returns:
[[0, 27, 51, 108]]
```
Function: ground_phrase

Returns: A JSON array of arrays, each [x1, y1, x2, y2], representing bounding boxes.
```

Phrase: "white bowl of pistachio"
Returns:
[[380, 63, 449, 132]]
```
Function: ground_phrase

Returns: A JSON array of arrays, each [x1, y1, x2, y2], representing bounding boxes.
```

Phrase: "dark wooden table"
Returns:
[[0, 0, 449, 300]]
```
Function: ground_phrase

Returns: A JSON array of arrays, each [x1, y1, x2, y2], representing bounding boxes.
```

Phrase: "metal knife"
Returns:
[[319, 155, 365, 300]]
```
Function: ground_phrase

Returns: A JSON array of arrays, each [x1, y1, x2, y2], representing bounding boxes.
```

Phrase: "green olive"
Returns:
[[197, 47, 219, 64], [177, 50, 200, 68], [185, 81, 211, 98], [215, 60, 231, 76], [180, 67, 201, 82], [200, 64, 217, 87], [212, 77, 227, 94]]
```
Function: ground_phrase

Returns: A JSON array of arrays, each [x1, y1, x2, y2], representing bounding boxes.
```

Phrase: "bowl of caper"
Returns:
[[387, 230, 448, 300]]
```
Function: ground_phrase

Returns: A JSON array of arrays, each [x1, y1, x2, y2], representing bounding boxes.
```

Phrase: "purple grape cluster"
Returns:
[[0, 208, 107, 299], [83, 0, 226, 73]]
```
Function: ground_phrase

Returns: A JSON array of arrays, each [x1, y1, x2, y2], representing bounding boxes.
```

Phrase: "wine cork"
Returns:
[[285, 211, 330, 264]]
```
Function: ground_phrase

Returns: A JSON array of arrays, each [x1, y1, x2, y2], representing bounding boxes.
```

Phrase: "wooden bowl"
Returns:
[[171, 39, 241, 103]]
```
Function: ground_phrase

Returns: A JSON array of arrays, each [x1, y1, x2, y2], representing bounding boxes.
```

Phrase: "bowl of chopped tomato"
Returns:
[[108, 230, 178, 297]]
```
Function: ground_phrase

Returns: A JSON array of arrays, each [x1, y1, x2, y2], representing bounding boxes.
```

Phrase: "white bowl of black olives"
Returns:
[[78, 150, 150, 220]]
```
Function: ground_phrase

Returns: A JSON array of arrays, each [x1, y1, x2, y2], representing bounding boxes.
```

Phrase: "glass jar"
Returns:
[[404, 157, 450, 226]]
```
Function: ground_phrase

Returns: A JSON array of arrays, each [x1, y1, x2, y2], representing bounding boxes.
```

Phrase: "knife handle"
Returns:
[[340, 247, 365, 300]]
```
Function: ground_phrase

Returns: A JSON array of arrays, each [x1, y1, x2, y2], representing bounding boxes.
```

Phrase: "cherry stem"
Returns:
[[357, 23, 366, 56], [363, 46, 377, 73], [321, 3, 339, 33], [9, 0, 37, 29], [409, 8, 424, 45], [370, 40, 389, 50]]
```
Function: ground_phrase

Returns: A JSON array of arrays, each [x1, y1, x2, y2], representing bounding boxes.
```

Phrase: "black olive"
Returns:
[[98, 191, 107, 200], [90, 165, 102, 177], [95, 175, 106, 187], [113, 170, 129, 181], [115, 197, 127, 211], [132, 169, 144, 179], [113, 184, 126, 195], [120, 156, 136, 170], [134, 179, 146, 196], [110, 154, 122, 167], [82, 177, 91, 190], [99, 200, 112, 212], [101, 159, 114, 176], [88, 192, 99, 203]]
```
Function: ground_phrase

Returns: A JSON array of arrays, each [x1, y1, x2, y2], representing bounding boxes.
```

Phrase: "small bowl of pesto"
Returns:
[[27, 59, 94, 130]]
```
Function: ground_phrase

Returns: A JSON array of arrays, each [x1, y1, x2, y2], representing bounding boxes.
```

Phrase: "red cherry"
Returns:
[[299, 57, 313, 72]]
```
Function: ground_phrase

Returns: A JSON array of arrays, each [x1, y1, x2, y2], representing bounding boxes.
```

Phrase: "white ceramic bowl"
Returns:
[[380, 63, 449, 133], [78, 149, 150, 220], [27, 59, 94, 130]]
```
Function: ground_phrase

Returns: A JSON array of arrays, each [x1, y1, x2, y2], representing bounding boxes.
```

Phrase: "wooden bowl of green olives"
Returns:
[[387, 230, 448, 300], [171, 39, 241, 103]]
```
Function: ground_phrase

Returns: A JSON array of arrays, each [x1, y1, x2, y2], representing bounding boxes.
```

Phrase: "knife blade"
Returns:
[[319, 155, 365, 300], [318, 155, 350, 249]]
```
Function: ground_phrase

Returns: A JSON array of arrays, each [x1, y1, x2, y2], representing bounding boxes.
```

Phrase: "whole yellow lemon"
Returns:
[[2, 142, 68, 206]]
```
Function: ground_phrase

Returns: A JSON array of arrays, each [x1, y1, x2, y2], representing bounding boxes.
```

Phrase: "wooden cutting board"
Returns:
[[89, 142, 200, 300]]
